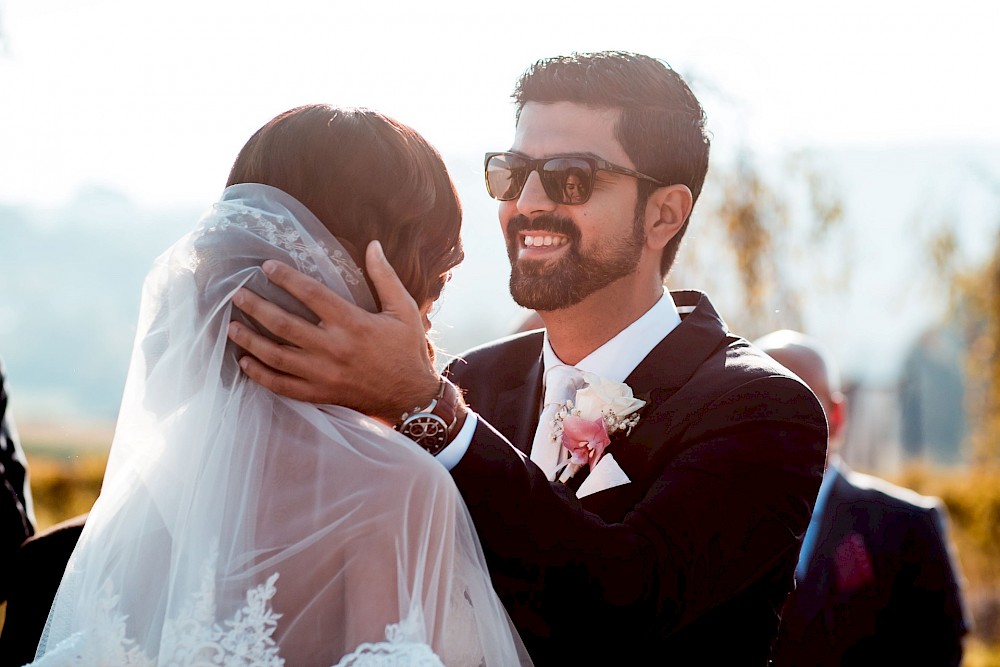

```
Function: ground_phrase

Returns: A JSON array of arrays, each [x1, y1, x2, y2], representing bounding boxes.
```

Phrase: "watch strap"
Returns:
[[396, 377, 461, 455]]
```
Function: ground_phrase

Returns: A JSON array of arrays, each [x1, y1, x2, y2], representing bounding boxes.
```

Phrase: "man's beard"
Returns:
[[505, 212, 645, 311]]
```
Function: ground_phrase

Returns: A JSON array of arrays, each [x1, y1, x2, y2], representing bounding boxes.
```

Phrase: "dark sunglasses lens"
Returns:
[[540, 158, 593, 204], [486, 155, 527, 201]]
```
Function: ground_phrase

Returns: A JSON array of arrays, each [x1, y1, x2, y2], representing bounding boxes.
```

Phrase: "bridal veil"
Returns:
[[31, 184, 529, 666]]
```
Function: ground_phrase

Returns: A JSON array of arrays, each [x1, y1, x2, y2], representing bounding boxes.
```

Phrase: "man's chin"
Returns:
[[509, 276, 581, 312]]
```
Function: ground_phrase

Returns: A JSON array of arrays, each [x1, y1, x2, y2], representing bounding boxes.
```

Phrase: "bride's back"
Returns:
[[30, 106, 529, 667]]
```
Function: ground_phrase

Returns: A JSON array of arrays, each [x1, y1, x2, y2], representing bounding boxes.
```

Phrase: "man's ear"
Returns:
[[644, 184, 693, 250], [827, 392, 847, 444]]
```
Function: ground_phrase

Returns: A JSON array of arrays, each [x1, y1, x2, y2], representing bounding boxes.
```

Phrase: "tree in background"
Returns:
[[954, 232, 1000, 464], [672, 148, 848, 340], [928, 167, 1000, 464]]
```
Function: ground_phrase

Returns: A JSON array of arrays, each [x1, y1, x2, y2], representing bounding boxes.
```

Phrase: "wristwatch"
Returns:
[[396, 377, 461, 456]]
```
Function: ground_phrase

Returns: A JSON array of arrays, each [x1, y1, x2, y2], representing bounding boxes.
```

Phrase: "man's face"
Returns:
[[500, 102, 647, 312]]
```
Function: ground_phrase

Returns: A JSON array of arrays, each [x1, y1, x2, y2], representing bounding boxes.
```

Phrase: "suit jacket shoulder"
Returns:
[[444, 292, 828, 664], [446, 328, 543, 397], [841, 465, 944, 513]]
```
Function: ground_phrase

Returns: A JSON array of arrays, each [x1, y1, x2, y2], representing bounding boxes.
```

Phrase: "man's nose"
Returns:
[[516, 170, 557, 217]]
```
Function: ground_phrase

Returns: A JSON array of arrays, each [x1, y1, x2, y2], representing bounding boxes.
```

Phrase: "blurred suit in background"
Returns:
[[757, 330, 969, 666]]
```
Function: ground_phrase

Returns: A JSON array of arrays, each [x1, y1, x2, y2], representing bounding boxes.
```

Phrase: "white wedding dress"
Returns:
[[29, 184, 530, 666]]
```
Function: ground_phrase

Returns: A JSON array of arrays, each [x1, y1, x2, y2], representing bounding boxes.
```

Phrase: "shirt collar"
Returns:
[[815, 456, 840, 516], [542, 289, 682, 382], [794, 455, 839, 580]]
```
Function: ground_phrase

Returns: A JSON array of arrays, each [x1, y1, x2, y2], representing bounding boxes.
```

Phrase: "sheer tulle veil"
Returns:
[[31, 184, 530, 666]]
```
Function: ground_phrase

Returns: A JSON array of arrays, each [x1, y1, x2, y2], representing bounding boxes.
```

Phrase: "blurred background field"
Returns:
[[18, 421, 111, 530]]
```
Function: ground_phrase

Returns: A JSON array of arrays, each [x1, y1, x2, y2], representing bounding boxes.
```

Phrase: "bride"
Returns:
[[29, 105, 530, 666]]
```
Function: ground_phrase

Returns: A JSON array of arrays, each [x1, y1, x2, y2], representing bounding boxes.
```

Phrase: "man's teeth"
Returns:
[[522, 235, 569, 248]]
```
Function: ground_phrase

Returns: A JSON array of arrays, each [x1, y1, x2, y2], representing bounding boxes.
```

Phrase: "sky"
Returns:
[[2, 0, 998, 208], [1, 0, 999, 424]]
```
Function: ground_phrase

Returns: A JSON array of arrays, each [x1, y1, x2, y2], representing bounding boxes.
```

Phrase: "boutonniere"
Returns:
[[551, 372, 646, 481]]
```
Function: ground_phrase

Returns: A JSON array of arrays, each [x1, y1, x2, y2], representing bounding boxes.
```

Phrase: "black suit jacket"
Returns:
[[445, 291, 828, 665], [772, 462, 968, 666]]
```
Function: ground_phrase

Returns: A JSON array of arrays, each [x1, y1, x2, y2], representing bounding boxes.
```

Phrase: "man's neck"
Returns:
[[541, 276, 664, 365]]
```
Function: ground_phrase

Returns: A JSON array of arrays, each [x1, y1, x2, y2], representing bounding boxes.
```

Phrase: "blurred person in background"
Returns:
[[0, 357, 45, 667], [0, 356, 35, 591], [756, 329, 969, 666], [0, 512, 87, 667]]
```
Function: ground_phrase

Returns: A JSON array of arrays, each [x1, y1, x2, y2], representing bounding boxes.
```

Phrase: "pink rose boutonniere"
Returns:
[[551, 372, 646, 481], [561, 415, 611, 466]]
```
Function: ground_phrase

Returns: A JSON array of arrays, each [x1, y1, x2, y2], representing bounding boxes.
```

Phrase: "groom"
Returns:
[[229, 51, 827, 664]]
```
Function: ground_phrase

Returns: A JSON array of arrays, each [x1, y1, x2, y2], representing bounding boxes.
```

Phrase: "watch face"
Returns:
[[400, 414, 449, 454]]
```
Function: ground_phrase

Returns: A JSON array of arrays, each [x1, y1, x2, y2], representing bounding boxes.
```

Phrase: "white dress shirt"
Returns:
[[437, 289, 683, 470]]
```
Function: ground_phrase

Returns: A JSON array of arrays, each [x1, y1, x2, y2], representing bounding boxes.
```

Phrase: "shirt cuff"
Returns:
[[433, 410, 477, 470]]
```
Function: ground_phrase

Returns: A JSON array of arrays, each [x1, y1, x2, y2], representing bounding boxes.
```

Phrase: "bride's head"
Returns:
[[225, 104, 464, 309]]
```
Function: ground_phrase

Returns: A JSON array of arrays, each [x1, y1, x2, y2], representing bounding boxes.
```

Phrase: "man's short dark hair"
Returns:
[[513, 51, 710, 276]]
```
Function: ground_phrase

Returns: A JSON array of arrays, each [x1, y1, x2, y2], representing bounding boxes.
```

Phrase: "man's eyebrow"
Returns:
[[507, 150, 609, 161]]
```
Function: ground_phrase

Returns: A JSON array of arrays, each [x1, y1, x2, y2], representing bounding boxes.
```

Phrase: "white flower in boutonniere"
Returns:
[[551, 372, 645, 479]]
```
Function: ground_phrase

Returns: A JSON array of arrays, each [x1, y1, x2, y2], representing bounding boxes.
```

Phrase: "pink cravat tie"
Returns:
[[529, 364, 584, 480]]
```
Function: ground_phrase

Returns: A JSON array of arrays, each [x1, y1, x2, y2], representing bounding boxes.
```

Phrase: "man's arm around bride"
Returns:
[[230, 52, 827, 665]]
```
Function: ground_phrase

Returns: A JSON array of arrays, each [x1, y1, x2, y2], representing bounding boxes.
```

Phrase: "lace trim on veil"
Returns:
[[210, 207, 365, 289], [207, 183, 376, 313], [333, 615, 445, 667], [29, 546, 283, 666], [30, 547, 443, 667]]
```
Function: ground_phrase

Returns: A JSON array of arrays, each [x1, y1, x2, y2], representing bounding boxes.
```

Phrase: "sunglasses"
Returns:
[[484, 151, 666, 205]]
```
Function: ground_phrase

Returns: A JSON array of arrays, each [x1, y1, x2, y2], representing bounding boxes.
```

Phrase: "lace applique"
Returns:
[[30, 548, 448, 667], [28, 582, 161, 667], [30, 548, 285, 667], [158, 548, 284, 666], [210, 206, 364, 287], [333, 615, 445, 667], [326, 245, 365, 287]]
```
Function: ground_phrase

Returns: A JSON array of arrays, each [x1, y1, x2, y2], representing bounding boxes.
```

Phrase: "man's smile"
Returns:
[[516, 231, 571, 259], [520, 232, 570, 248]]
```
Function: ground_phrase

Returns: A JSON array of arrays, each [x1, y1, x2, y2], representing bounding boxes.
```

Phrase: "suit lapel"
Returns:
[[491, 350, 544, 456], [610, 291, 730, 482], [794, 468, 850, 624], [624, 290, 729, 398], [575, 291, 732, 516], [486, 292, 729, 503]]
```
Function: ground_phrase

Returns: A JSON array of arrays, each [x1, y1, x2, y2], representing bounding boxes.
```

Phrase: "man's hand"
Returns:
[[227, 240, 440, 422]]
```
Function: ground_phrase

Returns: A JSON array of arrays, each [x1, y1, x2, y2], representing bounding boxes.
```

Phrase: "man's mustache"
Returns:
[[505, 214, 582, 244]]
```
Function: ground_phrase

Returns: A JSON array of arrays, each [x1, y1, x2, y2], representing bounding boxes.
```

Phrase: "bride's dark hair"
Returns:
[[226, 104, 464, 307]]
